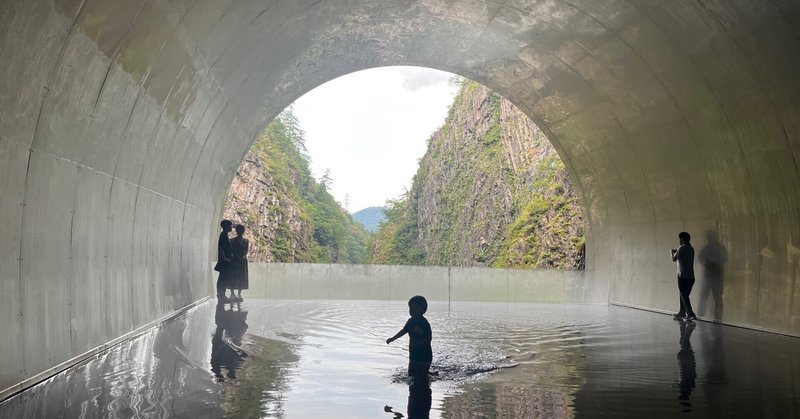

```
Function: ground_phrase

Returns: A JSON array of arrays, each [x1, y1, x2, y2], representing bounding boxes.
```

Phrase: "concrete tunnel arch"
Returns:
[[1, 0, 800, 398]]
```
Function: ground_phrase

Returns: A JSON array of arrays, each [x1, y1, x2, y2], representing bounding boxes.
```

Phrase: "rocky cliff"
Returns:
[[223, 112, 368, 263], [223, 151, 315, 262], [369, 81, 584, 269]]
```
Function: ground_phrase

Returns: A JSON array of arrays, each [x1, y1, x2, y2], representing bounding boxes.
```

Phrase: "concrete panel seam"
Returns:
[[15, 148, 34, 379], [182, 98, 229, 204], [27, 149, 196, 208]]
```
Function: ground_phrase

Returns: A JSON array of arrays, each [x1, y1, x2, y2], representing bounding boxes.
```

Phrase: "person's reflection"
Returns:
[[210, 302, 249, 381], [407, 375, 432, 419], [702, 322, 727, 379], [700, 323, 727, 417], [677, 321, 696, 412], [383, 374, 432, 418], [698, 231, 727, 320]]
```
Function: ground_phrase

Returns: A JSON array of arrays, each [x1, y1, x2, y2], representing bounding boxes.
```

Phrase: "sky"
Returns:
[[292, 66, 460, 213]]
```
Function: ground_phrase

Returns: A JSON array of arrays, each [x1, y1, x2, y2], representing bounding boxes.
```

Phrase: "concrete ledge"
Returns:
[[236, 262, 607, 304], [0, 296, 212, 402], [610, 301, 800, 339]]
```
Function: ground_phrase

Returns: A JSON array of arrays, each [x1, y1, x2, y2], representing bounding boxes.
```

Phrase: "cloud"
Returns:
[[292, 66, 459, 211], [398, 67, 452, 91]]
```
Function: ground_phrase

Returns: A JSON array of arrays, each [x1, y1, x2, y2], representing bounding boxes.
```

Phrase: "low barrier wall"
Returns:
[[228, 263, 607, 303]]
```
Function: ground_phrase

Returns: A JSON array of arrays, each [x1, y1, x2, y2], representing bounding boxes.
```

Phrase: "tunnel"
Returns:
[[1, 0, 799, 399]]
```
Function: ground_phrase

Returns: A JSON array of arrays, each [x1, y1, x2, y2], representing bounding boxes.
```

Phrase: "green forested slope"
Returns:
[[223, 111, 369, 263], [368, 81, 584, 269]]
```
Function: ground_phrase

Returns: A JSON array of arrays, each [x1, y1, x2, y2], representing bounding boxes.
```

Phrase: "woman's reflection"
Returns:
[[677, 321, 696, 412], [211, 302, 249, 381]]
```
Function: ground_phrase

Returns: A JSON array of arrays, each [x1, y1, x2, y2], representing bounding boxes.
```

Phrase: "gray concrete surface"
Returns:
[[2, 0, 800, 399], [231, 263, 603, 304]]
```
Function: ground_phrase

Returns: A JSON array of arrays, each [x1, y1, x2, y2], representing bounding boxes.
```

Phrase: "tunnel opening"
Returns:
[[219, 66, 587, 273]]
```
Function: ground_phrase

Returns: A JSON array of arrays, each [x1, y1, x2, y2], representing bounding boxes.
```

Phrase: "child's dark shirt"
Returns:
[[403, 315, 432, 363]]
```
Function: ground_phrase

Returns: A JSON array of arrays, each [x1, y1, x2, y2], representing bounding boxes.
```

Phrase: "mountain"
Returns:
[[352, 207, 386, 233], [367, 81, 584, 269], [223, 111, 369, 263]]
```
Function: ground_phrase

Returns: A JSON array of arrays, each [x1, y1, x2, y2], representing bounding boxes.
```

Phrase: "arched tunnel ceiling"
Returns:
[[1, 0, 800, 397]]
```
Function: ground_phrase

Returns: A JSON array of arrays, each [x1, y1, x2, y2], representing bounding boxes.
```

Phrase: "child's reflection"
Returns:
[[384, 375, 432, 419], [407, 375, 432, 419]]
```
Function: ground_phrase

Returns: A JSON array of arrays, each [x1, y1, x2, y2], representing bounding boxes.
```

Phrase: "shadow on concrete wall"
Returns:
[[697, 231, 727, 321]]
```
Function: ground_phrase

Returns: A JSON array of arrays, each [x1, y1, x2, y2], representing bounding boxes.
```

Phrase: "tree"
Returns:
[[234, 108, 369, 264], [319, 168, 333, 190]]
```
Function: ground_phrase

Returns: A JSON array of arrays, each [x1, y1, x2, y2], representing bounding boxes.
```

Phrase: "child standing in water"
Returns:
[[386, 295, 432, 377]]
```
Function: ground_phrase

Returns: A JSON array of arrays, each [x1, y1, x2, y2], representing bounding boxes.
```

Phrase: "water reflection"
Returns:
[[0, 304, 222, 418], [384, 376, 433, 419], [211, 302, 249, 381], [701, 320, 726, 385], [676, 321, 696, 412], [408, 376, 433, 418], [2, 300, 799, 418], [211, 302, 299, 417]]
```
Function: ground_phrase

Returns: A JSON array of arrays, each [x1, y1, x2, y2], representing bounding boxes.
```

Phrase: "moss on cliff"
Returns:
[[368, 81, 584, 269], [223, 111, 369, 263], [493, 155, 584, 269]]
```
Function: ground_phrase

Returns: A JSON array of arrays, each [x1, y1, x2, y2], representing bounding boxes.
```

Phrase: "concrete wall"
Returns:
[[2, 0, 800, 399], [234, 263, 607, 304]]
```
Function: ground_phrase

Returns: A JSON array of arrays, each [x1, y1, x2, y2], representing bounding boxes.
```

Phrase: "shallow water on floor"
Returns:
[[1, 299, 798, 418]]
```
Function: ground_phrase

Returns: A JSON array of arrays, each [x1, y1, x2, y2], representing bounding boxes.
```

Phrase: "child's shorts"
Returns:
[[408, 361, 431, 377]]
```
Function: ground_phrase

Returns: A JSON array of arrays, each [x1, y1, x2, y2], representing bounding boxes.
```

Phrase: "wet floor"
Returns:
[[1, 299, 798, 418]]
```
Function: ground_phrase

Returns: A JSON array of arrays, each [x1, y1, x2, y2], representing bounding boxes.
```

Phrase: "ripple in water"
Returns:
[[3, 299, 799, 419]]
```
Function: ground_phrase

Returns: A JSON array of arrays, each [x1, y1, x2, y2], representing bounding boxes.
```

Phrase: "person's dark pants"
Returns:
[[677, 276, 696, 316], [216, 274, 229, 298], [216, 279, 225, 298], [408, 360, 431, 379]]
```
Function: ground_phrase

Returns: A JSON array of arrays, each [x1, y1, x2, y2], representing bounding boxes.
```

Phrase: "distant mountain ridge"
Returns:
[[352, 207, 386, 233]]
